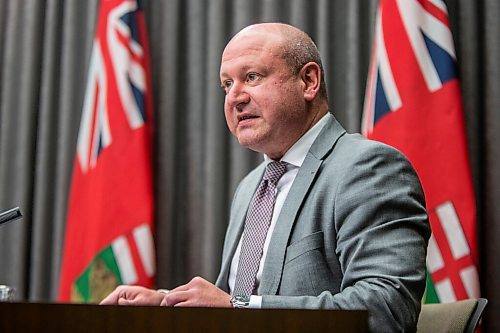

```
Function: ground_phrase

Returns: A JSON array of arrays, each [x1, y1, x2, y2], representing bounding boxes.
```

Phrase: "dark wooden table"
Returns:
[[0, 302, 368, 332]]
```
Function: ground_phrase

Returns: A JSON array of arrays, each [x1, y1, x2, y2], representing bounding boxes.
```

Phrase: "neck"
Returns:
[[265, 105, 328, 160]]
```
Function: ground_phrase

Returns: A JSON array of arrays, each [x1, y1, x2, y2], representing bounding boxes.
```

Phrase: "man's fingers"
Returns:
[[99, 285, 161, 305], [118, 298, 137, 305], [168, 276, 207, 294], [164, 290, 191, 306], [99, 289, 120, 305], [173, 301, 193, 307]]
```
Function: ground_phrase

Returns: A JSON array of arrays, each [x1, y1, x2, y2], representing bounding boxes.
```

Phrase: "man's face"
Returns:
[[219, 31, 309, 159]]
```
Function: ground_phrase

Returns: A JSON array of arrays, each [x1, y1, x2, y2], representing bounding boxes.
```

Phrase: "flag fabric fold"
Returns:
[[59, 0, 155, 302], [362, 0, 479, 303]]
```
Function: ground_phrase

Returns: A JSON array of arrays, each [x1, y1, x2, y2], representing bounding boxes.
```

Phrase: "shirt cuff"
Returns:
[[248, 295, 262, 308]]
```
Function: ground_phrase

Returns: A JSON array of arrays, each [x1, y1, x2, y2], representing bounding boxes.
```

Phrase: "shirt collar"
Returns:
[[264, 113, 331, 168]]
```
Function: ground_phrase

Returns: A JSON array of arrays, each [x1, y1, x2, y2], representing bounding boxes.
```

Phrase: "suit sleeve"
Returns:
[[261, 142, 431, 333]]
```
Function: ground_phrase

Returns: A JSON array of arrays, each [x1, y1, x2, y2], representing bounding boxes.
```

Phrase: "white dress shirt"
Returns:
[[228, 113, 331, 307]]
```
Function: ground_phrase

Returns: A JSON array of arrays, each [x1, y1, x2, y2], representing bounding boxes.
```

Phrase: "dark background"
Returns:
[[0, 0, 498, 331]]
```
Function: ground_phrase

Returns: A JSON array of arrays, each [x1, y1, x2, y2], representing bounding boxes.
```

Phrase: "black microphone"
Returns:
[[0, 207, 22, 226]]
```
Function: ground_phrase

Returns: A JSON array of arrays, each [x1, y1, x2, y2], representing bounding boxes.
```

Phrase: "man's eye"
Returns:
[[246, 73, 259, 82], [221, 80, 232, 92]]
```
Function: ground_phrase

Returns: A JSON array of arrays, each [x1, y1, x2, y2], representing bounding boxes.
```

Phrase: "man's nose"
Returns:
[[226, 82, 250, 111]]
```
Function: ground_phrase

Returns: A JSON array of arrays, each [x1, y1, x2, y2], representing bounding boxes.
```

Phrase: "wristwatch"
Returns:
[[231, 295, 251, 308]]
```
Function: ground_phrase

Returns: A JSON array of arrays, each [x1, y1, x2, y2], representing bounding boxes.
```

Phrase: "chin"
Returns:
[[237, 138, 254, 149], [236, 137, 259, 151], [235, 131, 270, 153]]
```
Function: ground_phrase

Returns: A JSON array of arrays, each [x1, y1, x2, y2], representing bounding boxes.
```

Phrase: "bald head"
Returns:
[[226, 23, 328, 101]]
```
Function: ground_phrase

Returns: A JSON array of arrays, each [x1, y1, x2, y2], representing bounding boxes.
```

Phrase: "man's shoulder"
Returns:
[[312, 115, 410, 164], [330, 131, 411, 164]]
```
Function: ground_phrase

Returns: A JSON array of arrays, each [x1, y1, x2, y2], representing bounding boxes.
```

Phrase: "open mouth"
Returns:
[[238, 115, 258, 122]]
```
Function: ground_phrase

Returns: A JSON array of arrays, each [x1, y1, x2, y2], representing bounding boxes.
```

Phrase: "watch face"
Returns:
[[232, 295, 251, 308]]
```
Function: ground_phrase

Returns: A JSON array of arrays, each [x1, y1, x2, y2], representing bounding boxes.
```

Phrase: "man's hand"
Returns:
[[99, 285, 165, 305], [160, 276, 232, 307]]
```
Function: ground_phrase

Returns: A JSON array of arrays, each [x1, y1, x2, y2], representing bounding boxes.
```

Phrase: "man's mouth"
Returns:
[[237, 114, 258, 125]]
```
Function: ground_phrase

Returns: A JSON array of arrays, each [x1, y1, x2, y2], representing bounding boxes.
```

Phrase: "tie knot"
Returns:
[[263, 161, 287, 185]]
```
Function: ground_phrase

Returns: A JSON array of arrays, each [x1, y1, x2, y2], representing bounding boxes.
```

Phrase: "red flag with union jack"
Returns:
[[362, 0, 479, 303], [59, 0, 155, 302]]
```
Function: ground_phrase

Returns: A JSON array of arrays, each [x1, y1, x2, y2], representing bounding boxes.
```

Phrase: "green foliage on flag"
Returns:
[[71, 246, 123, 303], [424, 272, 440, 304]]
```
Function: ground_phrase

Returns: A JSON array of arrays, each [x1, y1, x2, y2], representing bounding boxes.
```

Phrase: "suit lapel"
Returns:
[[258, 115, 346, 295]]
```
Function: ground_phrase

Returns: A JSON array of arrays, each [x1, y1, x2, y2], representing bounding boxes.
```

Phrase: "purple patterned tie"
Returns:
[[233, 161, 288, 296]]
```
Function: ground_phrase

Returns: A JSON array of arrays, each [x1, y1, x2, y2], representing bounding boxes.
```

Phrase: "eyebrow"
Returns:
[[220, 64, 256, 78]]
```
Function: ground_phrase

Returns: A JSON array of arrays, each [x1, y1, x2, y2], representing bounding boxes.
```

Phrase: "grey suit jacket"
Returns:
[[215, 114, 431, 332]]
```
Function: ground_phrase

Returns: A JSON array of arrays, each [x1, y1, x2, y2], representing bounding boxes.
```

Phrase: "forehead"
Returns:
[[220, 32, 284, 76]]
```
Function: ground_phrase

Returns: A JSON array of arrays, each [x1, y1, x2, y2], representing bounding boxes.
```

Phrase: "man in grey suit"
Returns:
[[101, 22, 431, 332]]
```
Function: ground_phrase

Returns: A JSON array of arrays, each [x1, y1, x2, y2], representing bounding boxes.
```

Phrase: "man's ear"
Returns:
[[300, 62, 321, 101]]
